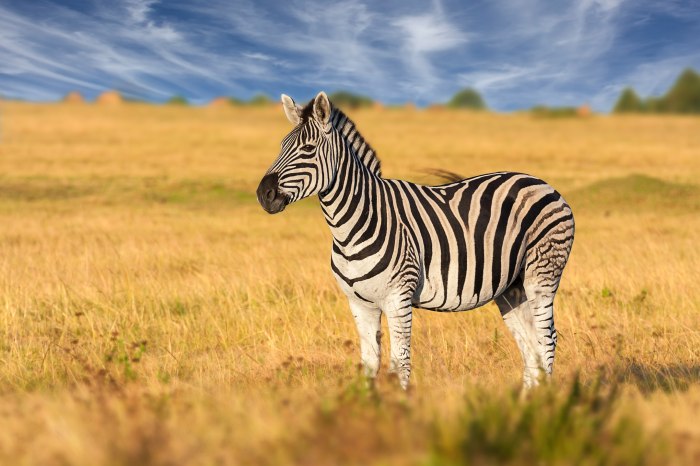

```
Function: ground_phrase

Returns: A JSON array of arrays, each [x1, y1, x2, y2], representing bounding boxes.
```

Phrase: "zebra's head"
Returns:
[[257, 91, 336, 214]]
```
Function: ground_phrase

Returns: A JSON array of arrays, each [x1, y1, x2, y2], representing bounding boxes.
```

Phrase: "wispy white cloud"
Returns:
[[122, 0, 183, 42], [208, 0, 468, 101], [392, 15, 466, 53], [211, 1, 390, 89], [392, 3, 468, 96], [0, 1, 403, 102], [458, 65, 556, 92], [0, 0, 252, 100], [452, 0, 632, 108], [243, 52, 273, 61], [125, 0, 158, 23]]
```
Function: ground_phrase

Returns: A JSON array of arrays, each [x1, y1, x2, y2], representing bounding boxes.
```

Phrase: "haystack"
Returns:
[[63, 91, 84, 104], [97, 90, 123, 105], [577, 104, 592, 117], [208, 97, 231, 107], [426, 104, 446, 112]]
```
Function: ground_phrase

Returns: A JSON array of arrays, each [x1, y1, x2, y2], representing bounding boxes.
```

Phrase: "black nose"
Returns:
[[258, 173, 278, 203], [256, 173, 286, 214]]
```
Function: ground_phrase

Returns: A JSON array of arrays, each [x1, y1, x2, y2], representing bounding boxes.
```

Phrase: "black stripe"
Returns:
[[491, 177, 546, 294], [507, 192, 561, 280], [527, 213, 574, 250], [473, 173, 518, 299]]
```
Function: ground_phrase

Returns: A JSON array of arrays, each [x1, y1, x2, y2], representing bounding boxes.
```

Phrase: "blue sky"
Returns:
[[0, 0, 699, 111]]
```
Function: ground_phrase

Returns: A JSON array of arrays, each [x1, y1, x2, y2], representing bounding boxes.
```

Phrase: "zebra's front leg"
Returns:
[[348, 300, 382, 381], [385, 297, 413, 390]]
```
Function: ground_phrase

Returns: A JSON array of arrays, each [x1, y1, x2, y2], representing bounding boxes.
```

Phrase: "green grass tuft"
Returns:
[[429, 376, 658, 466]]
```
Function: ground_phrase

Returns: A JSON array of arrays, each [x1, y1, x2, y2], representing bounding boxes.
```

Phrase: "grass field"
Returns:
[[0, 101, 699, 465]]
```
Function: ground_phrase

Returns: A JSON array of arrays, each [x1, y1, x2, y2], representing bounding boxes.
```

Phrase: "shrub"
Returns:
[[248, 94, 272, 106], [613, 88, 644, 113], [612, 68, 700, 114], [429, 376, 655, 466], [530, 105, 578, 118], [660, 68, 700, 113], [447, 88, 487, 110], [328, 91, 374, 109], [166, 95, 188, 106]]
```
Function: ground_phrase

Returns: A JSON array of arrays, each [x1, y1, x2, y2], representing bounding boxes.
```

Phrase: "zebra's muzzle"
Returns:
[[257, 173, 288, 214]]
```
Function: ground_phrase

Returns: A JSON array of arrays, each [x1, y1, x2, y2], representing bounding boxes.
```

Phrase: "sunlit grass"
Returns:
[[0, 102, 698, 465]]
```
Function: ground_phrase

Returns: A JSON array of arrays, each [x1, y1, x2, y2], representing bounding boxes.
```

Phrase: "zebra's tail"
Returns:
[[423, 168, 464, 184]]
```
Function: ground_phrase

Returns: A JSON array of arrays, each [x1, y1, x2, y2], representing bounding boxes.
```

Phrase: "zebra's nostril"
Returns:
[[257, 173, 281, 212]]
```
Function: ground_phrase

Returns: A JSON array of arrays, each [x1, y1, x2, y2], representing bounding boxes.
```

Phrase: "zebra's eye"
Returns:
[[300, 144, 315, 152]]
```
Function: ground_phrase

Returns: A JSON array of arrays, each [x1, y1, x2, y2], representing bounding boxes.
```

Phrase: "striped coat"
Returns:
[[258, 92, 574, 389]]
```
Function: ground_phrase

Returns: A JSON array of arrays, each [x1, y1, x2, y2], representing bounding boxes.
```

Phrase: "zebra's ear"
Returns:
[[281, 94, 301, 125], [313, 91, 331, 126]]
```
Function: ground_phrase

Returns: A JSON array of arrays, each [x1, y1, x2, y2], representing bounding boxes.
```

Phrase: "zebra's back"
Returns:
[[388, 172, 574, 312]]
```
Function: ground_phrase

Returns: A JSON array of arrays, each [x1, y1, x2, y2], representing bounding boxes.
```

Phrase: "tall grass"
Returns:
[[0, 102, 698, 464], [430, 376, 654, 466]]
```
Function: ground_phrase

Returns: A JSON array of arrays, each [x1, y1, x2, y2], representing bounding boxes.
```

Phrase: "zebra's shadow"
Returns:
[[608, 359, 700, 394]]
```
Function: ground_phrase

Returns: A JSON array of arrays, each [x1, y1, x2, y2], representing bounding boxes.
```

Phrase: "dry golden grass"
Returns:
[[0, 101, 699, 465]]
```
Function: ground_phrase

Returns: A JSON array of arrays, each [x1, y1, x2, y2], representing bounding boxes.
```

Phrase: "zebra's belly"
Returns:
[[332, 255, 516, 311], [414, 277, 486, 311], [413, 260, 515, 312], [331, 235, 522, 311]]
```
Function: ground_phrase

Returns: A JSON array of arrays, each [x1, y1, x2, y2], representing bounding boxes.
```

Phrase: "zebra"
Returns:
[[257, 92, 575, 390]]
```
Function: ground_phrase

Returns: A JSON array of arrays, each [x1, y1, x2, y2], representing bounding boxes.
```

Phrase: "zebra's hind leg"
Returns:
[[495, 278, 542, 389], [521, 227, 573, 382], [522, 275, 559, 381], [348, 300, 382, 381]]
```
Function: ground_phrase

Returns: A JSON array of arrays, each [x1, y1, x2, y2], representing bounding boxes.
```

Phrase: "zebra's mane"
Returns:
[[300, 100, 381, 177], [330, 107, 381, 177]]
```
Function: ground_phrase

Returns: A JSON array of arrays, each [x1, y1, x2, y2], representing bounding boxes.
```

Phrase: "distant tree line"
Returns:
[[166, 95, 188, 105], [51, 71, 700, 115], [203, 89, 490, 110], [529, 106, 579, 118], [165, 93, 274, 106], [614, 68, 700, 114], [165, 88, 492, 110]]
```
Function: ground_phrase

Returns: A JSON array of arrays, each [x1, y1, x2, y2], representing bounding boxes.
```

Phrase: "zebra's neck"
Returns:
[[329, 108, 381, 177], [318, 108, 384, 245]]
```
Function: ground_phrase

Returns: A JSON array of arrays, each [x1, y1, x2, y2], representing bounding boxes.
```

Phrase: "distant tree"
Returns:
[[167, 95, 188, 105], [530, 105, 578, 118], [447, 88, 486, 110], [613, 68, 700, 115], [248, 94, 272, 106], [659, 68, 700, 114], [613, 88, 644, 113], [328, 91, 374, 109], [644, 96, 663, 113]]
